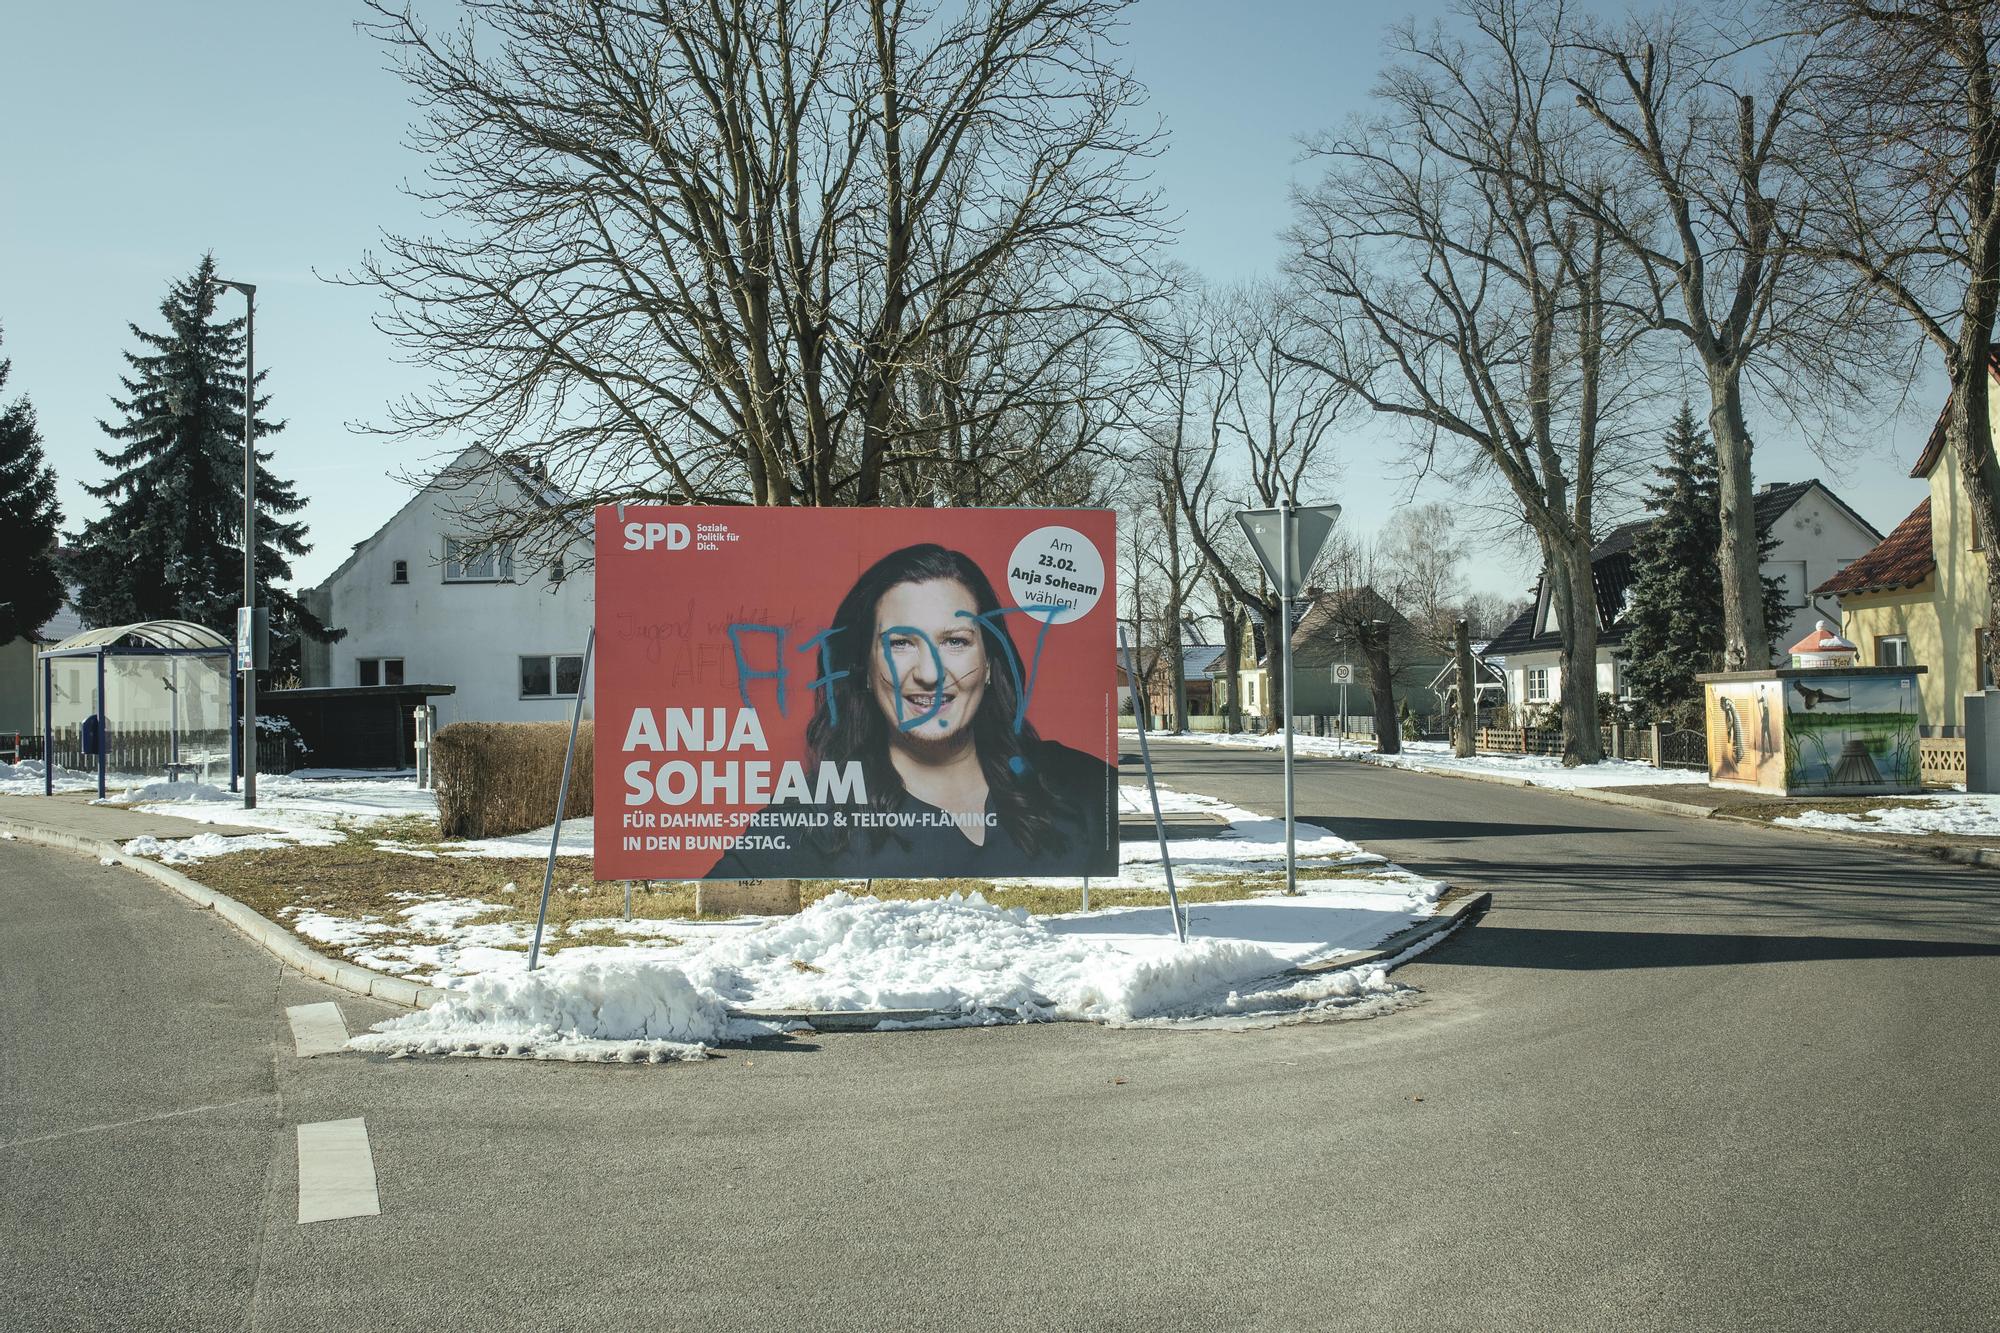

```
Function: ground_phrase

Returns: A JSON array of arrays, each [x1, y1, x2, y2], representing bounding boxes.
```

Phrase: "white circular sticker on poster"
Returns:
[[1007, 525, 1105, 624]]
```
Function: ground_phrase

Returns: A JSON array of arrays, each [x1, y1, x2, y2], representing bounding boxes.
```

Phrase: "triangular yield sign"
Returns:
[[1235, 504, 1341, 598]]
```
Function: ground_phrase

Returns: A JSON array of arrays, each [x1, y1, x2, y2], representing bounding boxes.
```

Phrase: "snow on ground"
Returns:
[[349, 881, 1431, 1062], [1130, 729, 1707, 790], [121, 832, 292, 864], [1359, 740, 1708, 789], [0, 760, 98, 795], [435, 818, 594, 859], [1772, 794, 2000, 838], [100, 779, 232, 805], [104, 770, 438, 855]]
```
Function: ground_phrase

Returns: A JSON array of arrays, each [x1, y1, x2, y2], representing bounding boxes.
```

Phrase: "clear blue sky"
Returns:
[[0, 0, 1937, 599]]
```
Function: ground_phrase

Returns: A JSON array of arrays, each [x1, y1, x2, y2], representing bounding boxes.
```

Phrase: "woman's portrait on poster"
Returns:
[[707, 543, 1116, 878]]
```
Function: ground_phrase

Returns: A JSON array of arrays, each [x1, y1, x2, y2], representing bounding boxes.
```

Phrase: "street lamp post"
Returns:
[[217, 278, 258, 809]]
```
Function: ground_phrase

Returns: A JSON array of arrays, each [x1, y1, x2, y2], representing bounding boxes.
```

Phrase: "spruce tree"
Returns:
[[0, 327, 67, 645], [1622, 406, 1792, 725], [1621, 407, 1726, 726], [66, 256, 323, 676]]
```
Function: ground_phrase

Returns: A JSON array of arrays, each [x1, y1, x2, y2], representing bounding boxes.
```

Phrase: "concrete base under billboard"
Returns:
[[696, 879, 802, 918]]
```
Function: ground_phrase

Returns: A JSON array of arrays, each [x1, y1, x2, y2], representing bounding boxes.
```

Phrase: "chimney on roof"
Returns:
[[1760, 481, 1780, 492]]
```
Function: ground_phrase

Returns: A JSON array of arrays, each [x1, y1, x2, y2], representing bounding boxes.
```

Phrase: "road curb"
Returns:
[[0, 816, 448, 1011], [1289, 888, 1492, 975]]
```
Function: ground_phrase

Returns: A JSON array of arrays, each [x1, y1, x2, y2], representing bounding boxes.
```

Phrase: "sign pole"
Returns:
[[529, 627, 597, 972], [1119, 623, 1187, 943], [1280, 501, 1298, 897], [1340, 679, 1348, 756]]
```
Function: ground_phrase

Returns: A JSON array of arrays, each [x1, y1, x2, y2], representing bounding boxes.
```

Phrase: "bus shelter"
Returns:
[[37, 620, 238, 798]]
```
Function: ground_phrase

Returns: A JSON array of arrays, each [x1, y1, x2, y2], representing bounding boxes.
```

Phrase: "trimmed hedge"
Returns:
[[433, 722, 594, 840]]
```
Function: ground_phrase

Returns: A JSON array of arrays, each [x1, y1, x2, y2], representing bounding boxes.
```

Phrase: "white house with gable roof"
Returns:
[[300, 446, 594, 725], [1484, 479, 1882, 712]]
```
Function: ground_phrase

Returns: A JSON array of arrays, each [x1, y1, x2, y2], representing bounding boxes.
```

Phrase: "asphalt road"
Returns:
[[4, 747, 1998, 1332]]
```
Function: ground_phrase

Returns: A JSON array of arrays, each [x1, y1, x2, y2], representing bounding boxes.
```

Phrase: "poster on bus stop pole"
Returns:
[[592, 507, 1118, 881]]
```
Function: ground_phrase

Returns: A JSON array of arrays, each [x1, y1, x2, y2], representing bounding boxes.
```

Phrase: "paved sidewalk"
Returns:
[[0, 792, 265, 842]]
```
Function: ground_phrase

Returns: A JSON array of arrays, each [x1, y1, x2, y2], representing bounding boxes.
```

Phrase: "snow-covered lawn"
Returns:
[[1772, 794, 2000, 838], [327, 783, 1442, 1048], [349, 878, 1439, 1062], [0, 766, 1454, 1057], [1131, 729, 1707, 790]]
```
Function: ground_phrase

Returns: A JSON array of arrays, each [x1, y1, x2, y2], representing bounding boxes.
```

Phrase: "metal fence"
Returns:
[[36, 726, 303, 781], [1655, 727, 1707, 769]]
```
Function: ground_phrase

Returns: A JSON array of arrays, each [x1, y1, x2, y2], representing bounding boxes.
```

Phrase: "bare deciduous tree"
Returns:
[[1153, 285, 1344, 730], [1284, 0, 1650, 764], [1794, 0, 2000, 679], [1562, 8, 1892, 669], [1377, 501, 1468, 649], [351, 0, 1168, 554]]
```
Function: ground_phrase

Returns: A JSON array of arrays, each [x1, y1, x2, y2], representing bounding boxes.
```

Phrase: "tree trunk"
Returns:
[[1710, 372, 1768, 670], [1952, 366, 2000, 689], [1361, 623, 1399, 755], [1220, 600, 1245, 733], [1260, 603, 1286, 731], [1556, 536, 1605, 765], [1163, 503, 1190, 733], [1453, 618, 1478, 759]]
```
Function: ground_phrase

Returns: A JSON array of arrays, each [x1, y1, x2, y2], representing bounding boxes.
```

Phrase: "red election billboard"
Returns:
[[592, 507, 1118, 881]]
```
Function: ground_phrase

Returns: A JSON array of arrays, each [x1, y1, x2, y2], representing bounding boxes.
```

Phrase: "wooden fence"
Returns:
[[1473, 723, 1705, 770]]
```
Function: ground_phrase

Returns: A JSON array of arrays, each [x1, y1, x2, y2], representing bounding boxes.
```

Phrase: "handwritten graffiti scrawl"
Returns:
[[593, 507, 1118, 880]]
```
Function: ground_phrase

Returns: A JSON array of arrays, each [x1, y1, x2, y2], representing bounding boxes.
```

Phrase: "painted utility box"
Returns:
[[1697, 666, 1925, 796]]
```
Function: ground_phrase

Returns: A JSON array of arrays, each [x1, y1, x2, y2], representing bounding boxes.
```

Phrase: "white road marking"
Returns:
[[296, 1118, 381, 1224], [285, 1002, 349, 1057]]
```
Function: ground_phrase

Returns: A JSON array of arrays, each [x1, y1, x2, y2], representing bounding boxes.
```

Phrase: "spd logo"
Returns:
[[622, 521, 691, 551]]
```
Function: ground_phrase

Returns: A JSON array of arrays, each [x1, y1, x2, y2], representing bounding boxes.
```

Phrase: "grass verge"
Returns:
[[174, 840, 1408, 962]]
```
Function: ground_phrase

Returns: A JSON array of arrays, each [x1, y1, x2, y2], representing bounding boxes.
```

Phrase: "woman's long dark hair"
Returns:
[[805, 544, 1064, 856]]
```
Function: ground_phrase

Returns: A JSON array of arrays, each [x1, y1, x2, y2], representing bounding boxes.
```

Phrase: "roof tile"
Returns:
[[1814, 499, 1933, 596]]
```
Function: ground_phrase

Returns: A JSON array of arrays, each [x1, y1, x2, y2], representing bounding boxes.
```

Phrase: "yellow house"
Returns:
[[1817, 388, 1994, 735]]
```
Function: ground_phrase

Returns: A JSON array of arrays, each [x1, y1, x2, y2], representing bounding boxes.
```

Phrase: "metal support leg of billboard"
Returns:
[[529, 627, 597, 972], [1280, 501, 1299, 896], [1118, 623, 1187, 943]]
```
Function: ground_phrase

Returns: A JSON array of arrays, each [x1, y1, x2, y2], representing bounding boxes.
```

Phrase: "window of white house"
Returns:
[[444, 536, 515, 583], [1526, 667, 1551, 702], [1875, 635, 1910, 668], [1768, 560, 1809, 609], [391, 559, 409, 585], [521, 653, 585, 699], [358, 657, 405, 687]]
